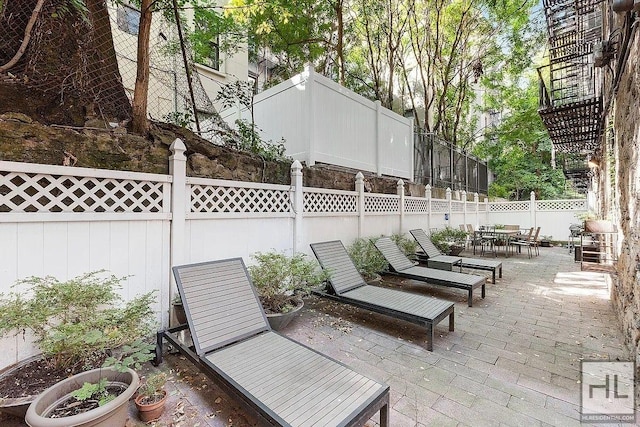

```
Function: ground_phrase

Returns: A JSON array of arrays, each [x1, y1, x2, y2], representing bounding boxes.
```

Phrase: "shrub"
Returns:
[[248, 252, 329, 314], [0, 271, 156, 370], [390, 233, 418, 258], [429, 227, 468, 254], [347, 237, 387, 281]]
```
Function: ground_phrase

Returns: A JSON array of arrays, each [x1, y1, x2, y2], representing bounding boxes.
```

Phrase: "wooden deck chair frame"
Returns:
[[310, 241, 454, 351], [374, 237, 486, 307], [409, 229, 503, 284], [156, 258, 390, 426]]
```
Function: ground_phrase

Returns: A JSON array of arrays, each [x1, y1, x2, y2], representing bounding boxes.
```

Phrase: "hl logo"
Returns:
[[589, 373, 628, 399], [581, 361, 635, 424]]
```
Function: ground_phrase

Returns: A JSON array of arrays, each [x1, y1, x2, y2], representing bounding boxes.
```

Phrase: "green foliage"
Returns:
[[475, 70, 571, 200], [347, 237, 387, 281], [390, 234, 418, 258], [138, 372, 167, 399], [429, 227, 468, 254], [0, 272, 157, 369], [163, 111, 193, 128], [103, 339, 155, 373], [249, 252, 329, 313], [235, 119, 289, 162], [70, 378, 115, 406]]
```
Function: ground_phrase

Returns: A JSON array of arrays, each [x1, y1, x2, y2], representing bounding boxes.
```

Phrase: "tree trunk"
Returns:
[[132, 0, 153, 135], [86, 0, 132, 121]]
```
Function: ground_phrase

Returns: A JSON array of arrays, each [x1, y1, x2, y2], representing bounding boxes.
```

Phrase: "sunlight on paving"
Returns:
[[525, 271, 611, 300]]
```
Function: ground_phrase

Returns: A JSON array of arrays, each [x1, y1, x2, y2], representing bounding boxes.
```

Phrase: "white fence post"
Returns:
[[291, 160, 304, 253], [530, 191, 536, 228], [462, 190, 467, 228], [356, 172, 365, 237], [474, 192, 479, 228], [426, 184, 432, 231], [446, 187, 452, 227], [169, 139, 187, 300], [375, 100, 382, 177], [397, 179, 405, 234], [485, 197, 489, 224]]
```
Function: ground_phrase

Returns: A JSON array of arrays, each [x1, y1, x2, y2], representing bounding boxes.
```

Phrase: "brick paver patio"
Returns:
[[0, 245, 629, 426]]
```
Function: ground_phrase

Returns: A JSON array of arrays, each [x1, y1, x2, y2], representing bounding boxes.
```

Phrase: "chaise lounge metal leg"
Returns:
[[427, 323, 434, 351], [468, 289, 473, 307], [379, 400, 390, 427], [449, 312, 454, 331]]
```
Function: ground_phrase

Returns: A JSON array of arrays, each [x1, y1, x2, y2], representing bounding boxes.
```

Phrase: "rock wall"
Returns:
[[607, 13, 640, 368], [0, 114, 409, 195]]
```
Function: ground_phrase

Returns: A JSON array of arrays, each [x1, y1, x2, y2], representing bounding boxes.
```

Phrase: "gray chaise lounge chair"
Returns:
[[374, 237, 486, 307], [156, 258, 390, 426], [310, 241, 454, 351], [410, 229, 503, 284]]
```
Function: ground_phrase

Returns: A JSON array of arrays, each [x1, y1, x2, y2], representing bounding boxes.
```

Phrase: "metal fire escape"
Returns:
[[538, 0, 605, 191]]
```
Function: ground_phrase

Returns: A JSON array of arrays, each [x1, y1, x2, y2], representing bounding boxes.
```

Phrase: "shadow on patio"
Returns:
[[0, 246, 628, 426]]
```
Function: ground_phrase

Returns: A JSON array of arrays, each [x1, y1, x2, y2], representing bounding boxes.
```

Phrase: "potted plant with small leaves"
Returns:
[[430, 227, 468, 256], [0, 271, 156, 424], [134, 372, 168, 422], [248, 252, 329, 330]]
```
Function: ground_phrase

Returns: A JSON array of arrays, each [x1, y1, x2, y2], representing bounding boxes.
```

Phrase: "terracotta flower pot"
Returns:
[[25, 367, 139, 427], [134, 389, 167, 422]]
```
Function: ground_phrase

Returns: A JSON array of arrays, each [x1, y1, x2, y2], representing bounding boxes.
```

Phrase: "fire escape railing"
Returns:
[[538, 0, 604, 156]]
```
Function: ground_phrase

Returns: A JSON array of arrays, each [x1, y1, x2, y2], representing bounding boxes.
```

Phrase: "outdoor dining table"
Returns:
[[473, 228, 521, 257]]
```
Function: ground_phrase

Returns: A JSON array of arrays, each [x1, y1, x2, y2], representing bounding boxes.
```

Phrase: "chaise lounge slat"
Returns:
[[311, 240, 454, 351], [409, 229, 503, 283], [374, 237, 486, 307], [157, 258, 390, 426]]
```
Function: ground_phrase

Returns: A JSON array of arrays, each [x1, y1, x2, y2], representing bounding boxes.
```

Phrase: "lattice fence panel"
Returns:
[[489, 202, 530, 212], [405, 197, 429, 213], [536, 200, 587, 211], [451, 201, 464, 212], [431, 200, 449, 213], [364, 195, 399, 213], [304, 192, 357, 213], [191, 185, 291, 213], [0, 171, 164, 213]]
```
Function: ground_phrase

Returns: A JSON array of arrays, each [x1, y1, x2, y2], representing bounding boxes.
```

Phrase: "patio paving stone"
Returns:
[[0, 245, 631, 426]]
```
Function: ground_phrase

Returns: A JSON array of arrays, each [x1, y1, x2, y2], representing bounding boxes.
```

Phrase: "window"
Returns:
[[117, 4, 140, 35], [194, 13, 220, 71]]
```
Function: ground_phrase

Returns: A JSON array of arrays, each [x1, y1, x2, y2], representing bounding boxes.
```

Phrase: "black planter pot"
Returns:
[[266, 300, 304, 331]]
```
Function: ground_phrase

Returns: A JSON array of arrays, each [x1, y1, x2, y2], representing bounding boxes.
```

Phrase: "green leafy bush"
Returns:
[[249, 252, 329, 314], [0, 271, 157, 370], [429, 227, 468, 254], [390, 233, 418, 258], [347, 237, 387, 281]]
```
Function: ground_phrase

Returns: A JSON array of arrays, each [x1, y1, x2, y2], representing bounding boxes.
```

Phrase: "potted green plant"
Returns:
[[134, 372, 168, 422], [0, 272, 156, 422], [539, 235, 553, 247], [248, 252, 329, 331], [347, 237, 387, 281], [430, 227, 468, 256]]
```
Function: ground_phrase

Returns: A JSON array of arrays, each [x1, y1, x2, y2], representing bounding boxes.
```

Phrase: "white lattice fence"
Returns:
[[188, 178, 292, 217], [536, 199, 587, 211], [451, 201, 464, 212], [489, 201, 530, 212], [303, 188, 358, 215], [364, 194, 399, 213], [0, 161, 170, 217], [405, 197, 429, 213], [431, 200, 449, 213]]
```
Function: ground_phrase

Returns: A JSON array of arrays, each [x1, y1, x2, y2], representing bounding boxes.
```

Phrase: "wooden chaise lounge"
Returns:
[[374, 237, 486, 307], [310, 240, 454, 351], [156, 258, 390, 426], [409, 229, 503, 284]]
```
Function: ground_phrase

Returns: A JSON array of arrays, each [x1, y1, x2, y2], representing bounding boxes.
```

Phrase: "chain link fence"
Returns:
[[414, 131, 489, 195], [0, 0, 222, 139]]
